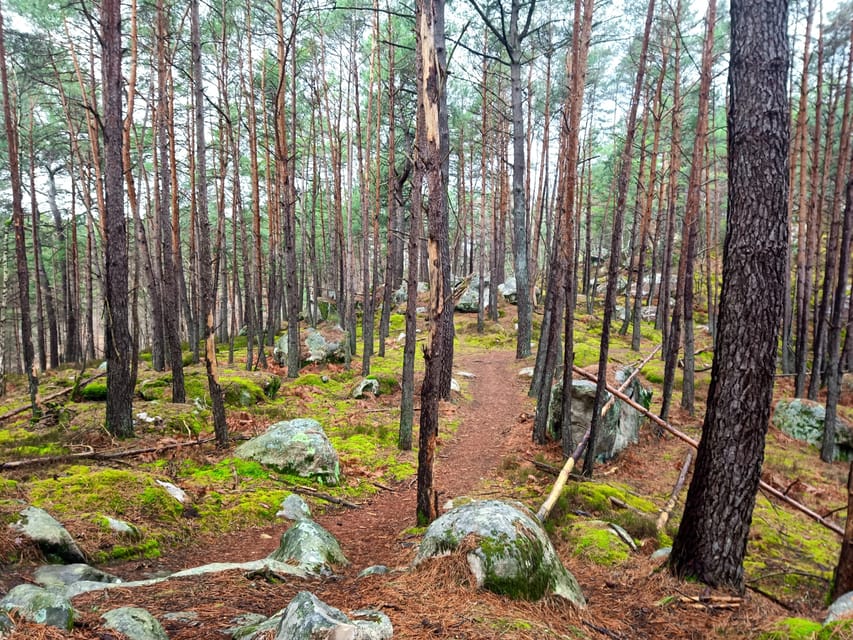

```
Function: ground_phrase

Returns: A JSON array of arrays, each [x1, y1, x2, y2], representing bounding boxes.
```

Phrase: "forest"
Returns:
[[0, 0, 852, 637]]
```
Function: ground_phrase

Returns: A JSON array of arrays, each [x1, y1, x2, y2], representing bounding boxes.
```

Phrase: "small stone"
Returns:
[[104, 516, 139, 536], [101, 607, 168, 640], [456, 371, 476, 379], [34, 563, 121, 588], [518, 367, 535, 378], [155, 480, 188, 503], [450, 379, 461, 393], [651, 547, 672, 562], [357, 565, 390, 578]]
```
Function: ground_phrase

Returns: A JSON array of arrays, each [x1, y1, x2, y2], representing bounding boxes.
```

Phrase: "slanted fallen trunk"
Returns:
[[656, 451, 693, 532], [572, 365, 845, 537]]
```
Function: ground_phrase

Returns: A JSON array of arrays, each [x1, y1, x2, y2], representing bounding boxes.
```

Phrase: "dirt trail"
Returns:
[[316, 348, 534, 572]]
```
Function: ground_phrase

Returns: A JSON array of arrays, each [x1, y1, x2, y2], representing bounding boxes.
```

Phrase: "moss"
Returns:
[[29, 468, 183, 523], [180, 458, 270, 482], [746, 494, 837, 607], [568, 521, 631, 566], [478, 532, 554, 600], [93, 538, 160, 563], [388, 313, 406, 334], [366, 374, 400, 395], [756, 618, 823, 639], [220, 376, 266, 407], [138, 378, 168, 401], [196, 488, 289, 532], [572, 340, 600, 367], [79, 381, 108, 401]]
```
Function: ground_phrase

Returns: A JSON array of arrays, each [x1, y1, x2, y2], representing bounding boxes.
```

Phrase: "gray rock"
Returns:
[[101, 607, 168, 640], [304, 327, 347, 364], [0, 611, 12, 634], [227, 612, 270, 639], [277, 494, 311, 521], [273, 591, 392, 640], [414, 499, 585, 606], [392, 284, 408, 304], [517, 367, 535, 379], [773, 398, 853, 460], [162, 611, 199, 623], [650, 547, 672, 562], [497, 276, 517, 304], [457, 371, 476, 379], [417, 282, 429, 294], [103, 516, 139, 536], [826, 590, 853, 623], [352, 378, 380, 399], [234, 418, 341, 485], [267, 520, 348, 574], [416, 306, 427, 314], [10, 506, 86, 563], [34, 563, 121, 588], [155, 479, 188, 503], [450, 378, 461, 393], [455, 285, 489, 313], [0, 584, 74, 630], [547, 368, 649, 462], [273, 333, 290, 366], [357, 565, 390, 578]]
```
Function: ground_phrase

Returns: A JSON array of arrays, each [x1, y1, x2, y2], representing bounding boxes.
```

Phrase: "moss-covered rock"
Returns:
[[0, 584, 74, 630], [772, 398, 853, 460], [233, 418, 341, 485], [267, 519, 348, 574], [414, 499, 585, 606]]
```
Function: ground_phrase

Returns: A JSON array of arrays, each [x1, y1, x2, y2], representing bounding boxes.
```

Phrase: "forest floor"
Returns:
[[1, 313, 852, 639]]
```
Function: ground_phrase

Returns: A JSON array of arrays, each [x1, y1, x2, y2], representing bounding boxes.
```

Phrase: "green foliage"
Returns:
[[756, 618, 853, 640], [79, 381, 108, 401], [567, 522, 631, 566]]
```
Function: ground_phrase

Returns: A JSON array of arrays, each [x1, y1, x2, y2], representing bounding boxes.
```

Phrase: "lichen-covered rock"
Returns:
[[234, 418, 341, 485], [0, 611, 12, 635], [352, 378, 380, 398], [455, 283, 489, 313], [826, 591, 853, 623], [547, 368, 649, 461], [34, 563, 121, 588], [267, 519, 348, 574], [101, 607, 168, 640], [773, 398, 853, 460], [277, 494, 311, 521], [273, 591, 392, 640], [0, 584, 74, 630], [414, 500, 585, 606], [10, 506, 86, 564]]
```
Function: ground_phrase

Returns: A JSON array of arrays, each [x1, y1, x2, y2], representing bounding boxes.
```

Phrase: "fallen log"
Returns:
[[656, 452, 693, 532], [0, 436, 218, 470], [536, 347, 659, 522], [0, 372, 106, 424], [572, 365, 845, 538]]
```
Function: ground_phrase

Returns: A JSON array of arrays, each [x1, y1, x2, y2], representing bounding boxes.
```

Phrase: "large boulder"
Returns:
[[272, 591, 392, 640], [414, 500, 585, 606], [0, 584, 74, 630], [10, 506, 86, 564], [267, 519, 348, 574], [773, 398, 853, 460], [101, 607, 168, 640], [234, 418, 341, 485], [497, 276, 517, 304], [273, 327, 347, 367], [34, 564, 121, 589], [827, 591, 853, 623], [548, 368, 649, 461]]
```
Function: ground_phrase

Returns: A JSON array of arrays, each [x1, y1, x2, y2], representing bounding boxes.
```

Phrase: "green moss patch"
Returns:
[[79, 381, 108, 401], [567, 520, 631, 566], [757, 618, 853, 640]]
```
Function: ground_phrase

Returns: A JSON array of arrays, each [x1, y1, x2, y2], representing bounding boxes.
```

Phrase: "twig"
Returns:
[[280, 482, 359, 509], [572, 365, 845, 538], [745, 584, 796, 611], [371, 481, 395, 492], [582, 620, 626, 639]]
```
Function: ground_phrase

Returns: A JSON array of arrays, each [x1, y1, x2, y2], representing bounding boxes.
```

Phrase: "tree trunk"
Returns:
[[416, 0, 449, 525], [0, 1, 38, 415], [669, 0, 789, 591], [584, 0, 655, 475], [101, 0, 134, 437]]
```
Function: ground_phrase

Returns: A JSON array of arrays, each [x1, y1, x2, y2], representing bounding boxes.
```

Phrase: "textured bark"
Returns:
[[191, 0, 227, 446], [669, 0, 789, 591], [0, 1, 38, 415], [156, 0, 185, 404], [416, 0, 449, 524], [584, 0, 655, 475], [101, 0, 134, 437]]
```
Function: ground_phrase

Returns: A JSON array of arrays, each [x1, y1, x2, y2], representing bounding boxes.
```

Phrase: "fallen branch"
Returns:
[[656, 452, 693, 532], [572, 365, 845, 538], [535, 347, 660, 522], [280, 482, 359, 509], [0, 372, 106, 424], [0, 435, 217, 470]]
